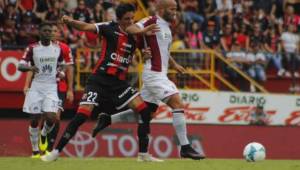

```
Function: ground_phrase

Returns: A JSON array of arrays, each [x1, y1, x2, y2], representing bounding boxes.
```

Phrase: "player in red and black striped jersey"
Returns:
[[41, 3, 158, 162]]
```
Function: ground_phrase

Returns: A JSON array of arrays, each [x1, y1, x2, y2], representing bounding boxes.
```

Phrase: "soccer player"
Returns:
[[23, 25, 75, 153], [42, 25, 75, 152], [18, 23, 66, 158], [41, 3, 158, 162], [92, 0, 206, 160]]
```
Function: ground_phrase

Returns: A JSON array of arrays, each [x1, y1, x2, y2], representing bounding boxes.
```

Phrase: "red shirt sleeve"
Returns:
[[59, 42, 74, 65], [21, 45, 34, 65]]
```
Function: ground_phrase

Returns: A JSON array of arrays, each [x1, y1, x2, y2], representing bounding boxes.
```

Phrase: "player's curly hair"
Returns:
[[115, 3, 136, 20], [39, 22, 53, 30]]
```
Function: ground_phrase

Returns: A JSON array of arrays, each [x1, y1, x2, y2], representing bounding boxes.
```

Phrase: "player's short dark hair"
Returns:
[[115, 3, 136, 20], [39, 22, 52, 30]]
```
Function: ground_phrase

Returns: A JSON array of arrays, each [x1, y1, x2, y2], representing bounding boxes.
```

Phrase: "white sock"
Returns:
[[111, 109, 137, 123], [172, 109, 189, 146], [29, 126, 39, 152], [41, 121, 55, 136]]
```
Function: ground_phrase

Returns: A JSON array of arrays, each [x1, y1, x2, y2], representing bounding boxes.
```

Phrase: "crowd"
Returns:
[[1, 0, 300, 91]]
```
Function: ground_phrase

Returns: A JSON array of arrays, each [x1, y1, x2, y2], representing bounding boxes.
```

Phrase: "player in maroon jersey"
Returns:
[[41, 3, 158, 162]]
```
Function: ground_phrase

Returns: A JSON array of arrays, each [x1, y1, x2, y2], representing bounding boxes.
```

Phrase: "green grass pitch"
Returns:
[[0, 158, 299, 170]]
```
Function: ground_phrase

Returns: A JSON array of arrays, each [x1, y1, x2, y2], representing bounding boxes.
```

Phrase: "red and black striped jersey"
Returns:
[[92, 21, 136, 81]]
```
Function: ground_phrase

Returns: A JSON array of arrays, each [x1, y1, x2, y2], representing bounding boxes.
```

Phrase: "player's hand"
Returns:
[[61, 15, 73, 24], [141, 47, 152, 60], [66, 90, 74, 103], [57, 71, 66, 79], [143, 24, 160, 36], [23, 86, 29, 95], [30, 66, 39, 73], [173, 63, 186, 74]]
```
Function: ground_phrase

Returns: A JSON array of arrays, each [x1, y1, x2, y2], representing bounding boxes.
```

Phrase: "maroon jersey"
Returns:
[[92, 21, 136, 81]]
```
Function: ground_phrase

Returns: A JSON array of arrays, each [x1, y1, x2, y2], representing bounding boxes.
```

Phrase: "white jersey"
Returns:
[[19, 41, 64, 84], [136, 16, 172, 76]]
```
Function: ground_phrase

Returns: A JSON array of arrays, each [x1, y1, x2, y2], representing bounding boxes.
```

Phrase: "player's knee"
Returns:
[[77, 105, 94, 117], [145, 102, 158, 113], [29, 115, 40, 128], [135, 102, 152, 123]]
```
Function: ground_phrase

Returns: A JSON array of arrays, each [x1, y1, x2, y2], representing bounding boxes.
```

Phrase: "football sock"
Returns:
[[41, 121, 55, 143], [138, 122, 150, 153], [172, 109, 189, 146], [47, 121, 60, 151], [29, 126, 39, 152], [111, 109, 136, 123], [56, 113, 88, 152]]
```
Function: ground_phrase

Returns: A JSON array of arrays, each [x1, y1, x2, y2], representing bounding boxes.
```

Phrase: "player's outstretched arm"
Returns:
[[126, 23, 159, 35], [61, 15, 96, 32], [18, 63, 39, 73], [169, 56, 186, 74]]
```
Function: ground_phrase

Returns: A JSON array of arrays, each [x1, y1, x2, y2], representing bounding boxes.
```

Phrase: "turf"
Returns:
[[0, 158, 299, 170]]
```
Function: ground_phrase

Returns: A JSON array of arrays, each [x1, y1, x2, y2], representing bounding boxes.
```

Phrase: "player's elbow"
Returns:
[[17, 64, 27, 72]]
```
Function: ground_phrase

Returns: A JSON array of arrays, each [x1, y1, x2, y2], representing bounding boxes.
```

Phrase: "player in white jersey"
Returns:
[[92, 0, 205, 160], [18, 23, 65, 158]]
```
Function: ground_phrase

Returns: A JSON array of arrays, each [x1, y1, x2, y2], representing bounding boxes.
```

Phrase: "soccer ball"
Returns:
[[243, 142, 266, 162]]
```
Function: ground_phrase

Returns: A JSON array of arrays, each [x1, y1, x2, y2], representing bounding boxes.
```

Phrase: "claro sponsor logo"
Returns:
[[110, 53, 131, 64]]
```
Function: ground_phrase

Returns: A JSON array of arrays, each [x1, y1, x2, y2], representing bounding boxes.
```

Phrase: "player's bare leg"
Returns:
[[167, 94, 205, 160]]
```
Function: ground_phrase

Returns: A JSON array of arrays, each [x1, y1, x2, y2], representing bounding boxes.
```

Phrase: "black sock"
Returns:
[[138, 122, 150, 153], [56, 113, 87, 152], [47, 122, 60, 151]]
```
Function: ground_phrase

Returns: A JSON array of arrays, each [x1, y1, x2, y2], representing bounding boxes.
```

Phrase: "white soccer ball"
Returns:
[[243, 142, 266, 162]]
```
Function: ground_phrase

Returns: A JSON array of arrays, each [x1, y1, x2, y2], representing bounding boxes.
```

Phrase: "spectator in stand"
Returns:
[[16, 11, 39, 48], [34, 0, 50, 20], [3, 3, 22, 27], [202, 20, 220, 50], [179, 0, 205, 30], [18, 0, 35, 13], [280, 24, 300, 78], [226, 40, 248, 91], [249, 23, 265, 50], [283, 5, 300, 32], [216, 0, 233, 26], [249, 104, 267, 126], [220, 23, 233, 55], [73, 0, 91, 23], [203, 0, 218, 23], [186, 21, 203, 68], [264, 27, 284, 76], [234, 24, 249, 51], [1, 17, 17, 49], [45, 1, 69, 23], [247, 42, 267, 92], [202, 20, 220, 69], [92, 2, 104, 23]]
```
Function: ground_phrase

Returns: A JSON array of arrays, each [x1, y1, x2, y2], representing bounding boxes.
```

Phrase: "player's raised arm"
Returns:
[[126, 23, 159, 35], [61, 15, 97, 32]]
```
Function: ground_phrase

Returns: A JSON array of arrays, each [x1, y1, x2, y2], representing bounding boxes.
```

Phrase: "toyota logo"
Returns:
[[63, 131, 99, 158]]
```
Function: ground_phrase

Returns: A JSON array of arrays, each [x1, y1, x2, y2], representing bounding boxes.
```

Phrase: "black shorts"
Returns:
[[80, 75, 139, 111], [57, 91, 66, 111]]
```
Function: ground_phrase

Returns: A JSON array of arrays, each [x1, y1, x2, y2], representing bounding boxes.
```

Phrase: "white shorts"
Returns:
[[23, 82, 59, 114], [141, 73, 179, 105]]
